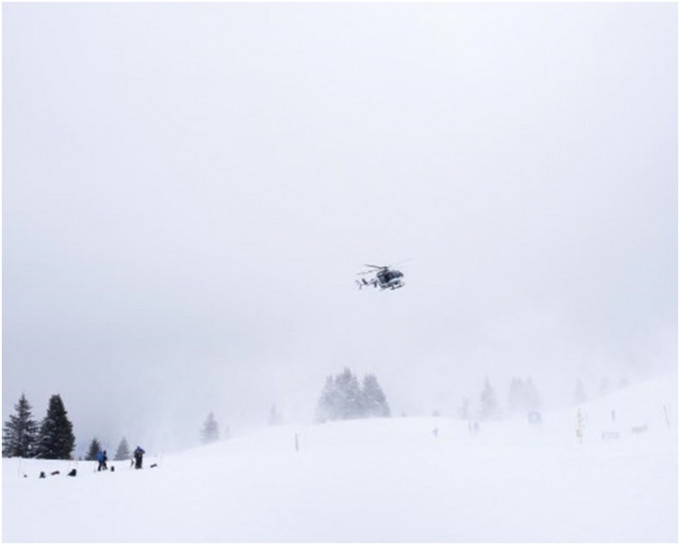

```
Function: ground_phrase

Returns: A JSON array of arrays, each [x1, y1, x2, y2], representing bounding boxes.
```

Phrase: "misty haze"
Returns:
[[2, 2, 677, 542]]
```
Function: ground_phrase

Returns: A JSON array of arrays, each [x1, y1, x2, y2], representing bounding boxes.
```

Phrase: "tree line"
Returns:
[[3, 393, 75, 459], [456, 375, 630, 422], [2, 393, 134, 462], [84, 436, 133, 462], [315, 368, 390, 422], [197, 368, 391, 442], [457, 377, 543, 422], [7, 373, 627, 459]]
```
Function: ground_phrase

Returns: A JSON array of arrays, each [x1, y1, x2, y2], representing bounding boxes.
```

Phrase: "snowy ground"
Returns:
[[3, 375, 677, 543]]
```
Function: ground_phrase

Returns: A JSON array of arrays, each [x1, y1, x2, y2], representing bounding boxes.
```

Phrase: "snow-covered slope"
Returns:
[[3, 375, 677, 542]]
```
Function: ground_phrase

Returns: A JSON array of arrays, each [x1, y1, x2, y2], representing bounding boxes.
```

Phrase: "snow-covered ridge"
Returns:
[[3, 374, 677, 542]]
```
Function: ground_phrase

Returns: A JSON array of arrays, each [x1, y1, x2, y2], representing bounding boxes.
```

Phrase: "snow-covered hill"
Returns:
[[3, 375, 677, 542]]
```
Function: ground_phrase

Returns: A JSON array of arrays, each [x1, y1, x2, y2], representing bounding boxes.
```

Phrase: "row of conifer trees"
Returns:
[[6, 372, 573, 459], [3, 393, 137, 462], [2, 393, 75, 459], [316, 368, 390, 422], [84, 436, 133, 462]]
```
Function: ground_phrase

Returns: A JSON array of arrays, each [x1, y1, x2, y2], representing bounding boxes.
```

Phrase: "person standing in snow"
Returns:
[[133, 446, 145, 469], [97, 450, 106, 472]]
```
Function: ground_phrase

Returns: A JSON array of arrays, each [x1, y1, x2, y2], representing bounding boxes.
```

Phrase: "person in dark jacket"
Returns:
[[133, 446, 145, 469]]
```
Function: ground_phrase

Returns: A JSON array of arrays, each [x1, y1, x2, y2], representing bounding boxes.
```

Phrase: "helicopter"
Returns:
[[356, 263, 406, 290]]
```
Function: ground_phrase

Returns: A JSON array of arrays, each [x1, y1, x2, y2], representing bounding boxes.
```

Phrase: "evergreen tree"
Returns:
[[507, 377, 542, 415], [316, 369, 391, 422], [523, 378, 542, 412], [201, 412, 219, 444], [316, 374, 341, 423], [85, 438, 102, 461], [361, 374, 390, 418], [114, 437, 131, 461], [2, 393, 39, 458], [478, 378, 500, 421], [335, 368, 363, 419], [574, 379, 588, 405], [35, 394, 75, 460]]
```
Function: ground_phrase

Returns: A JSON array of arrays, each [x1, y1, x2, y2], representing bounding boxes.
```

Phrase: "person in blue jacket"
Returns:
[[133, 446, 145, 469]]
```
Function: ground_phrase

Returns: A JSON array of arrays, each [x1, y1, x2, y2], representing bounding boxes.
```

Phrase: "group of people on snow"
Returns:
[[95, 446, 145, 471]]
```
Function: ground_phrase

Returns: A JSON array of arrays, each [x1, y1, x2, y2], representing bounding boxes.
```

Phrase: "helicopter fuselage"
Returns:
[[376, 269, 404, 290], [357, 267, 405, 290]]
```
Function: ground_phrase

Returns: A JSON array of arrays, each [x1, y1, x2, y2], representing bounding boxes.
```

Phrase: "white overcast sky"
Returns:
[[2, 2, 677, 453]]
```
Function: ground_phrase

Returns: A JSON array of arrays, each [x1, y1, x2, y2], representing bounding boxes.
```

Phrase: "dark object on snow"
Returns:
[[110, 466, 115, 472], [39, 471, 46, 479], [68, 469, 77, 477], [51, 470, 60, 476], [150, 463, 157, 468], [133, 446, 145, 469]]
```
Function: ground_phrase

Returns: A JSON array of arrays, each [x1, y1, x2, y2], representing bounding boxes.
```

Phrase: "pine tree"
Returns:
[[85, 438, 102, 461], [335, 368, 363, 419], [479, 378, 500, 421], [523, 378, 542, 412], [574, 379, 588, 405], [361, 374, 390, 418], [316, 369, 391, 422], [316, 374, 341, 423], [35, 394, 75, 460], [507, 377, 542, 415], [2, 393, 39, 458], [114, 437, 131, 461], [201, 412, 219, 444]]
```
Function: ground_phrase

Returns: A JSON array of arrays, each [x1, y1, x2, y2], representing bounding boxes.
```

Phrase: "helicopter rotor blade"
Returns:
[[387, 258, 414, 268]]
